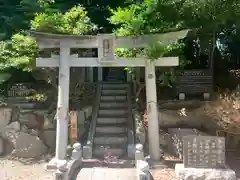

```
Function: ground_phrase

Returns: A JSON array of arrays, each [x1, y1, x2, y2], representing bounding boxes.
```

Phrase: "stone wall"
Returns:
[[0, 105, 56, 158]]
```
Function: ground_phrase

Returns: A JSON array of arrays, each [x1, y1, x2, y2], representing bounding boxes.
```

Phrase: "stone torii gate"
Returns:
[[28, 30, 188, 164]]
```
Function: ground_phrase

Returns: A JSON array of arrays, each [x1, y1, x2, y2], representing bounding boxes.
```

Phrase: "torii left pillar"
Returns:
[[55, 43, 70, 163]]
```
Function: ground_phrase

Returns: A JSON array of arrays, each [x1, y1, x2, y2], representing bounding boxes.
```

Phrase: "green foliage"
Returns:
[[0, 34, 38, 71], [0, 5, 97, 74], [26, 92, 48, 102], [31, 5, 97, 34]]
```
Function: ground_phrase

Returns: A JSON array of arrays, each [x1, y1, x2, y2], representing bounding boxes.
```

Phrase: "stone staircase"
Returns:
[[92, 68, 130, 159], [93, 83, 129, 158]]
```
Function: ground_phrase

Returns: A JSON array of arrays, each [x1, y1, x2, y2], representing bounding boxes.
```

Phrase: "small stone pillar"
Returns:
[[98, 67, 102, 81], [127, 71, 132, 82], [88, 67, 94, 82], [72, 143, 82, 160], [135, 144, 144, 163], [136, 160, 151, 180]]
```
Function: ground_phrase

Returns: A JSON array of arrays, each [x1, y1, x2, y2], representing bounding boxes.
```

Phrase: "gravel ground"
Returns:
[[0, 151, 240, 180], [151, 168, 177, 180], [0, 158, 55, 180]]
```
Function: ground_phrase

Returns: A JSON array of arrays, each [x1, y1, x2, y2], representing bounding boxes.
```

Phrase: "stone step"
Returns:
[[10, 102, 36, 109], [95, 132, 127, 137], [101, 96, 127, 101], [102, 89, 127, 95], [95, 126, 127, 134], [93, 146, 126, 157], [97, 122, 127, 127], [99, 102, 128, 109], [94, 136, 128, 145], [97, 117, 128, 124], [82, 159, 134, 168], [102, 83, 129, 89], [98, 109, 128, 117]]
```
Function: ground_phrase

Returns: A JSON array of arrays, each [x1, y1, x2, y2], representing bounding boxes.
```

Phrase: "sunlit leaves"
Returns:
[[31, 5, 97, 35], [0, 5, 97, 72]]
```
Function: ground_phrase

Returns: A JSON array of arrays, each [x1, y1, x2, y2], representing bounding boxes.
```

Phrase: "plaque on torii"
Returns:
[[97, 34, 115, 63]]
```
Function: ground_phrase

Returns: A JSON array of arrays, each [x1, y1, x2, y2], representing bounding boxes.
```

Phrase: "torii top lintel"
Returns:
[[27, 30, 190, 49]]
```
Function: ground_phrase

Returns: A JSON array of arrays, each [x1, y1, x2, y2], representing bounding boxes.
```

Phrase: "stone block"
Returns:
[[42, 130, 56, 151], [175, 163, 236, 180], [45, 158, 57, 170], [77, 110, 85, 125], [82, 145, 92, 159], [183, 135, 225, 168], [19, 112, 44, 129], [127, 144, 135, 159], [5, 131, 47, 158], [0, 137, 4, 155], [0, 108, 12, 131], [168, 128, 206, 159], [4, 121, 21, 132], [83, 106, 92, 119]]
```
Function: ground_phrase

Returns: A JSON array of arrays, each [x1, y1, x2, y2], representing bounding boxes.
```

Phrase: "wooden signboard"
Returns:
[[70, 111, 78, 141]]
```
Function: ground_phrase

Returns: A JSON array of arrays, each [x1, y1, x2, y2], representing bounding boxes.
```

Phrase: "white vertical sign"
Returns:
[[97, 34, 115, 62]]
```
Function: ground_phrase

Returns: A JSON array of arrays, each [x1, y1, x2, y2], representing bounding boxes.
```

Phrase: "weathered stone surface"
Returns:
[[159, 131, 169, 147], [183, 136, 225, 168], [83, 106, 92, 119], [4, 121, 21, 132], [29, 129, 40, 136], [0, 108, 12, 130], [77, 110, 85, 125], [168, 128, 206, 159], [76, 168, 137, 180], [5, 131, 47, 158], [0, 137, 4, 155], [136, 127, 146, 145], [20, 125, 28, 133], [42, 130, 56, 151], [158, 108, 220, 130], [175, 164, 236, 180], [19, 112, 44, 129], [43, 114, 55, 130]]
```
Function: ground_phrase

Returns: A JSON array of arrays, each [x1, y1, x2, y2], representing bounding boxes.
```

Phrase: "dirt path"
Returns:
[[0, 158, 54, 180]]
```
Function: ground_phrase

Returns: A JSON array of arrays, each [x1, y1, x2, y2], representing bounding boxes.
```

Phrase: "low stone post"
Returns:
[[72, 143, 82, 160], [135, 144, 151, 180], [135, 144, 144, 163]]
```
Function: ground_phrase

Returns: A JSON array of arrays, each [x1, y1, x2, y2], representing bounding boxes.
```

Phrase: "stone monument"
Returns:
[[175, 135, 236, 180]]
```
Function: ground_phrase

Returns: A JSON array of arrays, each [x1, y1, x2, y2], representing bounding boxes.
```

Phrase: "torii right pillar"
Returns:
[[145, 60, 161, 161]]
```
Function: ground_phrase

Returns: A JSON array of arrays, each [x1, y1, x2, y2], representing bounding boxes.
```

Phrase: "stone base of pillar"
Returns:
[[144, 155, 167, 169], [46, 143, 83, 180], [82, 145, 92, 159], [175, 164, 236, 180], [127, 144, 135, 159], [45, 158, 68, 171], [45, 158, 58, 170]]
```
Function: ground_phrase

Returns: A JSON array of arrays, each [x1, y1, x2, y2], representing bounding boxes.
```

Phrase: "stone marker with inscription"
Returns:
[[8, 83, 34, 98], [183, 135, 225, 168], [7, 83, 36, 109], [175, 135, 236, 180]]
